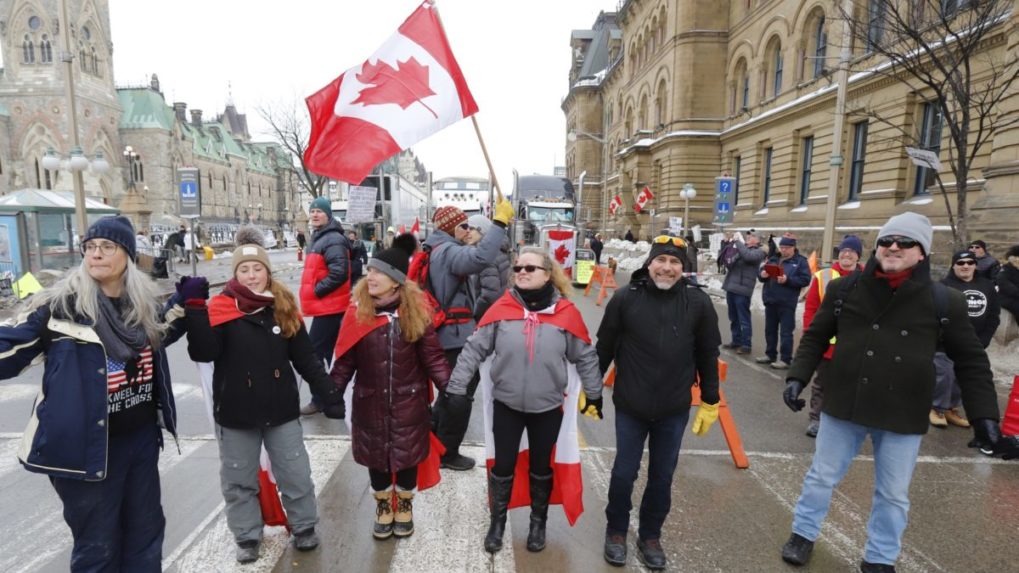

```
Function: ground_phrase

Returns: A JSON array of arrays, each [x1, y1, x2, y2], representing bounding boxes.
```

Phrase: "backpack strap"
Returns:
[[832, 270, 861, 318], [931, 281, 951, 342]]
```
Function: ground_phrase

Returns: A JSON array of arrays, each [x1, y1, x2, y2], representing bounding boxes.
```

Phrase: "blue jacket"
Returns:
[[0, 297, 187, 481], [759, 252, 812, 306]]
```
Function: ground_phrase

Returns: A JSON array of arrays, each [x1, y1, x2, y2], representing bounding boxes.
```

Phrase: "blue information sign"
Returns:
[[178, 168, 201, 216], [713, 177, 736, 226]]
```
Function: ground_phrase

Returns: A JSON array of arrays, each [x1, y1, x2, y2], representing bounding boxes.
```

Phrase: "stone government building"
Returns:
[[0, 0, 301, 246], [563, 1, 1019, 259]]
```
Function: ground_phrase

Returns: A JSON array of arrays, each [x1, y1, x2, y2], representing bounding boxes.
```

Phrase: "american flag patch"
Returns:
[[107, 347, 154, 392]]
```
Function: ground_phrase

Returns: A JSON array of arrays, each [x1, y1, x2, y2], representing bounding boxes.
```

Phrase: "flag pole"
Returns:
[[471, 116, 504, 204]]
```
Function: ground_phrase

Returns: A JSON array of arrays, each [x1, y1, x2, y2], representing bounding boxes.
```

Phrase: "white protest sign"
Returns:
[[347, 185, 378, 223]]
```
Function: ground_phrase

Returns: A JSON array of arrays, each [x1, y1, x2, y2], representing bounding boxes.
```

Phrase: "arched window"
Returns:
[[638, 94, 648, 131], [41, 35, 52, 63], [813, 16, 827, 78], [655, 81, 667, 127], [23, 35, 35, 63], [733, 58, 750, 112], [625, 107, 634, 137], [766, 38, 783, 98]]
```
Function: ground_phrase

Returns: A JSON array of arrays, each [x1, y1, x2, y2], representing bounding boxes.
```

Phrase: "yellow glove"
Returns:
[[493, 198, 515, 225], [691, 402, 719, 436], [578, 393, 603, 420]]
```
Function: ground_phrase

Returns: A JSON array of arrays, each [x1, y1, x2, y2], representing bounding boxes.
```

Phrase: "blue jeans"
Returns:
[[932, 352, 961, 410], [764, 302, 796, 362], [605, 408, 690, 541], [792, 413, 923, 565], [725, 291, 753, 349], [50, 425, 165, 573]]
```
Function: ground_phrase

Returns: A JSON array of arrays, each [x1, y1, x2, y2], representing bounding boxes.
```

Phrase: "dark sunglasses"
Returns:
[[954, 260, 976, 266], [458, 222, 470, 230], [876, 235, 920, 249], [652, 235, 687, 247], [512, 264, 547, 274]]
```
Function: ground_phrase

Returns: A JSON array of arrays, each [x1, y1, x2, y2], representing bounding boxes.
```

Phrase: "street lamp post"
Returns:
[[123, 146, 138, 189], [41, 147, 109, 250], [821, 0, 855, 265], [679, 183, 697, 236], [55, 0, 94, 241], [567, 129, 606, 231]]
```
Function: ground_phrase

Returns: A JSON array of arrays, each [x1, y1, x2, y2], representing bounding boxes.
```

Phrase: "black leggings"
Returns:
[[491, 400, 563, 478], [368, 467, 418, 491]]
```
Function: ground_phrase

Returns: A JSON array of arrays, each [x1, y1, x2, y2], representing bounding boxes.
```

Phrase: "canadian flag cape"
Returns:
[[476, 292, 589, 526], [334, 304, 445, 491], [545, 229, 577, 278], [198, 294, 288, 527], [304, 1, 478, 184]]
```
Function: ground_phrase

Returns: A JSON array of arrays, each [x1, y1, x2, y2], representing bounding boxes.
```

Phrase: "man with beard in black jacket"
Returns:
[[596, 235, 722, 571], [929, 250, 1001, 429]]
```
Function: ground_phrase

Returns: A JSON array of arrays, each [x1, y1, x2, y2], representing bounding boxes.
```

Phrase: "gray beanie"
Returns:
[[467, 214, 492, 235], [877, 211, 933, 254]]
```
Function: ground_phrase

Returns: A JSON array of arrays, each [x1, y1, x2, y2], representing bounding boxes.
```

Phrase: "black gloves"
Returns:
[[176, 276, 209, 301], [969, 418, 1002, 456], [783, 379, 806, 412], [444, 392, 470, 421], [581, 395, 604, 419], [321, 388, 346, 420]]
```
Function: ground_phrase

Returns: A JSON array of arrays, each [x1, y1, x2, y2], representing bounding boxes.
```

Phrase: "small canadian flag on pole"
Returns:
[[410, 217, 421, 235], [608, 195, 623, 217], [304, 1, 478, 183], [633, 186, 654, 213]]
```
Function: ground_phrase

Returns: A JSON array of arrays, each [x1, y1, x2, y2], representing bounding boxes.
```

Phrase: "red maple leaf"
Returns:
[[554, 243, 570, 264], [352, 57, 437, 118]]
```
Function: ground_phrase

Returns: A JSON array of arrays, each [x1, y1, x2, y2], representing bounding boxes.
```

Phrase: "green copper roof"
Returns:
[[117, 88, 175, 130]]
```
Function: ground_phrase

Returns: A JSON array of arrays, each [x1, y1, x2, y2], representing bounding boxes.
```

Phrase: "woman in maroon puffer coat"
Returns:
[[331, 246, 450, 540]]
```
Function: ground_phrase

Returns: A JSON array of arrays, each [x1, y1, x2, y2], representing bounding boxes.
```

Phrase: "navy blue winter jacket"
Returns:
[[759, 252, 812, 306], [0, 296, 187, 481]]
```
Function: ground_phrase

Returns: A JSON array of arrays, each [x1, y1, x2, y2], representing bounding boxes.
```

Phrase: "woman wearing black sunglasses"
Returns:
[[444, 247, 602, 555]]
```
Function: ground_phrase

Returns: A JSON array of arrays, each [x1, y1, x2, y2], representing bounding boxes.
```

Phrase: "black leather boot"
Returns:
[[526, 472, 553, 552], [484, 473, 514, 553]]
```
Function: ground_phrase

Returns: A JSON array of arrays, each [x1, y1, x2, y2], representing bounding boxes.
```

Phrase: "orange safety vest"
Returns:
[[814, 268, 841, 344]]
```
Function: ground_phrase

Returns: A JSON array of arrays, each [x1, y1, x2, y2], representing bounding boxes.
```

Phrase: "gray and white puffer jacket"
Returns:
[[447, 289, 601, 413]]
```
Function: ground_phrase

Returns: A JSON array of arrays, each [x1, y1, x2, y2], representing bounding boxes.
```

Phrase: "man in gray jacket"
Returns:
[[428, 200, 515, 470], [721, 231, 766, 354]]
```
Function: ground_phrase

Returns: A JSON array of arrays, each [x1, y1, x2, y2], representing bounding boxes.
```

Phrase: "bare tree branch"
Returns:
[[834, 0, 1019, 248], [257, 100, 330, 198]]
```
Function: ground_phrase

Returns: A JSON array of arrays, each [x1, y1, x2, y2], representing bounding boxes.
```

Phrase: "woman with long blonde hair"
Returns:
[[0, 216, 204, 571], [184, 227, 344, 563], [331, 245, 451, 540]]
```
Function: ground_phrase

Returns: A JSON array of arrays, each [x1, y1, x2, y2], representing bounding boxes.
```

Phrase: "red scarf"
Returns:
[[478, 292, 591, 362], [873, 267, 915, 290], [334, 303, 390, 359], [208, 279, 275, 327]]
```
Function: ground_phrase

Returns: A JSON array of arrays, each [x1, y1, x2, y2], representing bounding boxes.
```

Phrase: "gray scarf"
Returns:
[[94, 294, 149, 363]]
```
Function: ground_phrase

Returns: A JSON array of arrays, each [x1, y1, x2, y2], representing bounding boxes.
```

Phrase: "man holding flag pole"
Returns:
[[302, 0, 515, 471]]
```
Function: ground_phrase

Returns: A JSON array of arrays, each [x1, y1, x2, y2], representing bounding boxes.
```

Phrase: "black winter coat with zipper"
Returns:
[[596, 267, 722, 421], [185, 303, 337, 429]]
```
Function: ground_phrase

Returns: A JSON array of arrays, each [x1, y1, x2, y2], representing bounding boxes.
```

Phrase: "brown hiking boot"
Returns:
[[944, 408, 970, 428], [929, 409, 948, 428], [394, 490, 414, 537], [373, 490, 395, 539]]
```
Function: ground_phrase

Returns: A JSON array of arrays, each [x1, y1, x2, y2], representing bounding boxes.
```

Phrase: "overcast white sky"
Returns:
[[108, 0, 615, 192]]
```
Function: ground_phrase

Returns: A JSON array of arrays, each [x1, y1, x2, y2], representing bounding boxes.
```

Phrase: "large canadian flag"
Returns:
[[546, 229, 576, 278], [607, 195, 622, 217], [304, 1, 478, 183], [633, 185, 654, 213]]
